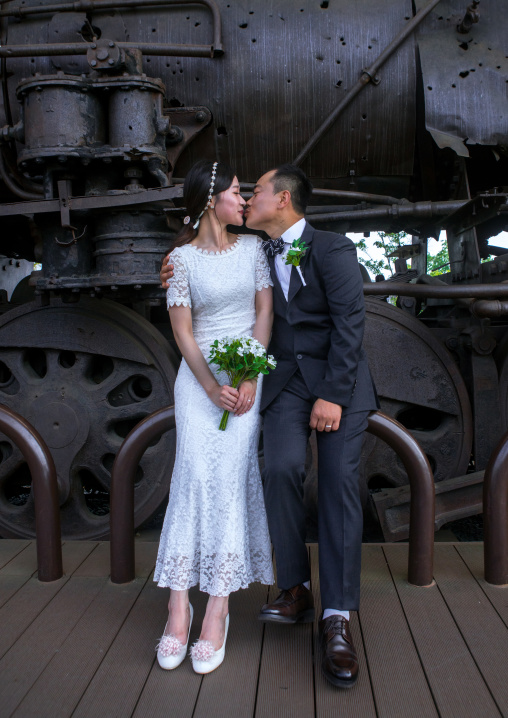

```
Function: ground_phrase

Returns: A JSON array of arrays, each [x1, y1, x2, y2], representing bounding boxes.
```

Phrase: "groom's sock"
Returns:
[[323, 608, 350, 621]]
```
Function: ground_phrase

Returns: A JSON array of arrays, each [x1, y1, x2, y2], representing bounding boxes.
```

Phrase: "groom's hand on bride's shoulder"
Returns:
[[160, 254, 174, 289]]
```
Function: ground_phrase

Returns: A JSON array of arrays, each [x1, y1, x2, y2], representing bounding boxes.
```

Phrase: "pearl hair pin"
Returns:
[[192, 161, 219, 230]]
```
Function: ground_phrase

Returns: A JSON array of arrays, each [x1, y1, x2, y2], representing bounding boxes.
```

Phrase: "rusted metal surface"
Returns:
[[293, 0, 444, 167], [416, 0, 508, 155], [372, 470, 483, 542], [0, 404, 62, 581], [0, 297, 178, 540], [110, 405, 175, 584], [367, 412, 435, 586], [483, 431, 508, 585]]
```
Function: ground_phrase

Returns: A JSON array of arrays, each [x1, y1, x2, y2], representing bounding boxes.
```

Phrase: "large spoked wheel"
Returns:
[[303, 299, 473, 516], [0, 296, 178, 540]]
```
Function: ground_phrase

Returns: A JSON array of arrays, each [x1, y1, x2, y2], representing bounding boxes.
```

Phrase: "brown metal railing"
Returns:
[[366, 412, 435, 586], [483, 431, 508, 586], [0, 405, 62, 581], [110, 406, 175, 584], [110, 408, 434, 586]]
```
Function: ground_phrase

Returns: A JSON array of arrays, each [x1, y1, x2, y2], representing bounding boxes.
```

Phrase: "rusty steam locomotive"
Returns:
[[0, 0, 506, 540]]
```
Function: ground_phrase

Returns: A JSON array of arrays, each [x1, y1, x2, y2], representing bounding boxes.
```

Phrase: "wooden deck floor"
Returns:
[[0, 539, 507, 718]]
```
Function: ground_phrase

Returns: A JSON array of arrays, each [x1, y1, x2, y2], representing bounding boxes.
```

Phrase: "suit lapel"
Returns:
[[287, 223, 314, 305]]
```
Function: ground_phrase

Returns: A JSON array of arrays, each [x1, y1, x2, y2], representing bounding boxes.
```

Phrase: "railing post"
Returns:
[[367, 412, 435, 586], [110, 406, 176, 584], [0, 404, 62, 581], [483, 431, 508, 586]]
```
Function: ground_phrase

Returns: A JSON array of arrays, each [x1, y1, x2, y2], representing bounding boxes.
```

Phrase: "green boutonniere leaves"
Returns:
[[285, 237, 308, 267]]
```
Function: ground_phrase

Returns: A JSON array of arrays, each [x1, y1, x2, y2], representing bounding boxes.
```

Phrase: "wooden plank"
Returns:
[[384, 544, 501, 718], [0, 573, 31, 610], [72, 575, 170, 718], [0, 541, 98, 658], [434, 544, 508, 716], [360, 545, 438, 718], [255, 552, 314, 718], [0, 539, 30, 569], [0, 576, 106, 716], [12, 576, 150, 718], [455, 543, 508, 628], [133, 585, 207, 718], [309, 544, 377, 718], [193, 582, 268, 718], [0, 541, 38, 576]]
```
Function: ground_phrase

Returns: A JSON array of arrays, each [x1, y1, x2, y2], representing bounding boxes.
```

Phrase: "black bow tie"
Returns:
[[262, 236, 285, 258]]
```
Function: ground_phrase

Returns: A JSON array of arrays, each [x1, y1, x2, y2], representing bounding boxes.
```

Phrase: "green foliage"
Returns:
[[354, 232, 408, 278], [427, 240, 450, 276]]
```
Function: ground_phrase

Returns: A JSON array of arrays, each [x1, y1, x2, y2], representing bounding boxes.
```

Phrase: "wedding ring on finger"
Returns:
[[325, 424, 332, 428]]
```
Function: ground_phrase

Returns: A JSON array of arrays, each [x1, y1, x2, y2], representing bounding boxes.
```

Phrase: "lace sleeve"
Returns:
[[166, 249, 191, 309], [255, 239, 273, 291]]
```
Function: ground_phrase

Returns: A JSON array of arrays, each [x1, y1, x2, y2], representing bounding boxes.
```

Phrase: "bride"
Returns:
[[154, 160, 274, 674]]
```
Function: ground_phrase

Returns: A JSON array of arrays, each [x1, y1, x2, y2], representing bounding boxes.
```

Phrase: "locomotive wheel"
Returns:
[[361, 299, 473, 494], [304, 299, 473, 517], [0, 296, 178, 540]]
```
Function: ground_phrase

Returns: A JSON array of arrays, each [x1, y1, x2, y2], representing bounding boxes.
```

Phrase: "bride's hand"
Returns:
[[234, 379, 257, 416], [208, 384, 239, 411]]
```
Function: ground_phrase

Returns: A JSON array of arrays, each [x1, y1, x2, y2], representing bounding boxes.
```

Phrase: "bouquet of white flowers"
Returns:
[[208, 336, 277, 430]]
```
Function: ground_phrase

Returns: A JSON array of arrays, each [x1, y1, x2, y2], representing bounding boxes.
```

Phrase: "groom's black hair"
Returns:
[[271, 164, 313, 215]]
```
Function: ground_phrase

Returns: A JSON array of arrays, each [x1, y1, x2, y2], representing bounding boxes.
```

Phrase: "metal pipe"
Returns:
[[457, 0, 480, 34], [293, 0, 444, 166], [470, 300, 508, 318], [483, 430, 508, 585], [308, 200, 468, 223], [363, 282, 508, 299], [0, 405, 62, 582], [0, 0, 222, 53], [367, 411, 435, 586], [0, 148, 42, 200], [0, 41, 216, 58], [110, 406, 175, 584]]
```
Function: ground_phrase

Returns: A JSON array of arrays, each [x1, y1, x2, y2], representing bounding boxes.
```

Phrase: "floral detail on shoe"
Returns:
[[190, 639, 215, 662], [156, 634, 185, 657]]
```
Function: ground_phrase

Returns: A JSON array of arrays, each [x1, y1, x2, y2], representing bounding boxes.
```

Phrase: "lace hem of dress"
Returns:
[[167, 298, 191, 308], [255, 280, 273, 291], [154, 551, 274, 596]]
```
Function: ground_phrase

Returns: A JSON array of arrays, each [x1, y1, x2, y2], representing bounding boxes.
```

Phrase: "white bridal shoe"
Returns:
[[190, 614, 229, 675], [157, 604, 194, 670]]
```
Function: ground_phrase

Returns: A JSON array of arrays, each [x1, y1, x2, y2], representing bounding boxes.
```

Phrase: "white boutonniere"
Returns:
[[285, 237, 308, 286]]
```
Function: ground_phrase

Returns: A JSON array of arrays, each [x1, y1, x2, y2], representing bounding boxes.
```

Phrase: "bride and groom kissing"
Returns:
[[156, 161, 378, 688]]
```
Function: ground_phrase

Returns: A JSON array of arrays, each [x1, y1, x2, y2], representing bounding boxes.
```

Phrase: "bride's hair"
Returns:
[[172, 160, 236, 248]]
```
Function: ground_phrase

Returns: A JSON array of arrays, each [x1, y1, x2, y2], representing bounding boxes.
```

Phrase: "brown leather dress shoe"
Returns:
[[319, 614, 359, 688], [258, 584, 315, 624]]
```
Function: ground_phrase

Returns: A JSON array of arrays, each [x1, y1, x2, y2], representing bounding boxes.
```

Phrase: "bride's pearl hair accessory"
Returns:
[[193, 161, 218, 230], [183, 216, 191, 225]]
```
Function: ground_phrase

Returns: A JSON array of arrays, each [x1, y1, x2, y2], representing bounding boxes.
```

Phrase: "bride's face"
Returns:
[[214, 177, 245, 226]]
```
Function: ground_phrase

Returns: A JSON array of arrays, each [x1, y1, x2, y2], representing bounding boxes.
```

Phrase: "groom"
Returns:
[[244, 165, 378, 689], [161, 164, 378, 688]]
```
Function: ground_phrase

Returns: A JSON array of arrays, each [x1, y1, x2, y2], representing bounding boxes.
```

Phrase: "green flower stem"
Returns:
[[219, 410, 229, 431]]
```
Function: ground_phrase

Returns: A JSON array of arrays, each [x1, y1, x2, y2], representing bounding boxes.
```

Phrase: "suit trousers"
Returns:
[[262, 370, 368, 610]]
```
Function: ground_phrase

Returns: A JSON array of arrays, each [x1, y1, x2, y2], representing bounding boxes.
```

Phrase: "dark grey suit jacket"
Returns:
[[260, 222, 379, 414]]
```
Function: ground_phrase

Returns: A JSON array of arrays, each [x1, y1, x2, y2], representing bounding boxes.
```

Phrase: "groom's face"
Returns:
[[244, 170, 279, 232]]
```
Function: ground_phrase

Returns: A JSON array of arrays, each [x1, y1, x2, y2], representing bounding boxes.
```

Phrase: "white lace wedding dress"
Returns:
[[154, 235, 275, 595]]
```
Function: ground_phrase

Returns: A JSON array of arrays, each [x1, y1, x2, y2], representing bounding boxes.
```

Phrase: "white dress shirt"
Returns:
[[274, 218, 307, 300]]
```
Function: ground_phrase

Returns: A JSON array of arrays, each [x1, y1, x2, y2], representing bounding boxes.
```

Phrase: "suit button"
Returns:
[[297, 354, 303, 360]]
